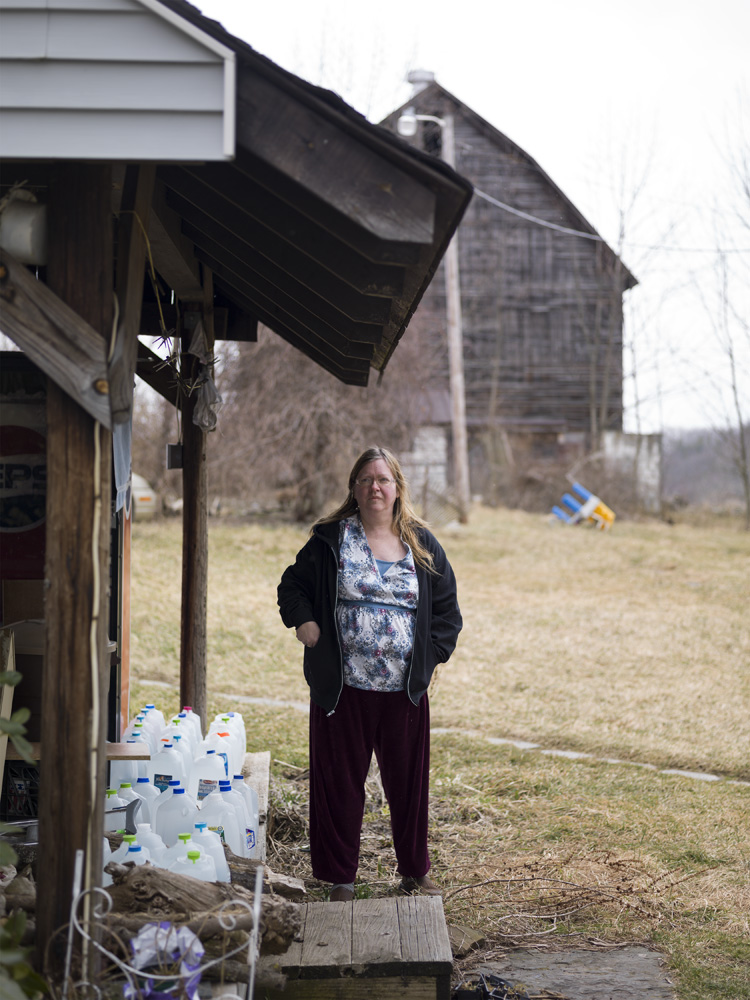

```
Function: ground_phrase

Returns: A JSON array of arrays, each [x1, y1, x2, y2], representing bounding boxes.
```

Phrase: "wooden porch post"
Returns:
[[38, 164, 113, 975], [180, 331, 208, 728]]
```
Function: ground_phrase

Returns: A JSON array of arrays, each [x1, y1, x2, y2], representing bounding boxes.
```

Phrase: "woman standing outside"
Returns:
[[278, 447, 462, 902]]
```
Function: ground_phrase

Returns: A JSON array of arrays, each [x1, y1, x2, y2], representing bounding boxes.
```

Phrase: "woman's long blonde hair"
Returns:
[[314, 446, 436, 572]]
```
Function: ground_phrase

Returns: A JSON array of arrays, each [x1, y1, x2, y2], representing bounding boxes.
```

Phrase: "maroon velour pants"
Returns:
[[309, 684, 431, 885]]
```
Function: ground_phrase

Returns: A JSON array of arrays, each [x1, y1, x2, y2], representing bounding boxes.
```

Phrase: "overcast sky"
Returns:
[[201, 0, 750, 433]]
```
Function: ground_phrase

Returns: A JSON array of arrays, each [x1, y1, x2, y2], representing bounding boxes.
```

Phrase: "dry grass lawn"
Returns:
[[130, 507, 750, 999]]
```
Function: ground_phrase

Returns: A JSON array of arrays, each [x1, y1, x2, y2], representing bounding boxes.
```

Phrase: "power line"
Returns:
[[473, 188, 750, 255]]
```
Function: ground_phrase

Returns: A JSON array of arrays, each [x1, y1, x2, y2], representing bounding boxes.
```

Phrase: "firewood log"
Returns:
[[102, 862, 301, 956]]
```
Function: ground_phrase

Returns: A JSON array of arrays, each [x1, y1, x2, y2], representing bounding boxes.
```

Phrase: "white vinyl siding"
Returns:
[[0, 0, 235, 161]]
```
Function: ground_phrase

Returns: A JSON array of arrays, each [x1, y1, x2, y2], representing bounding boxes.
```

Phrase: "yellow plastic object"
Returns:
[[576, 494, 616, 530]]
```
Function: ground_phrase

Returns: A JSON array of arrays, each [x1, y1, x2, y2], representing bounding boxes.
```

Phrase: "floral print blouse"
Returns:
[[336, 515, 419, 692]]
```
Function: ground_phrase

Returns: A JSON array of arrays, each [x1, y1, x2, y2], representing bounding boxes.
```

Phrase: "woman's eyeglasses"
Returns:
[[355, 476, 395, 488]]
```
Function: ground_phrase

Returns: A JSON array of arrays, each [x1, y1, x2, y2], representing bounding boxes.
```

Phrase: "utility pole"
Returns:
[[440, 113, 471, 523], [397, 101, 471, 521]]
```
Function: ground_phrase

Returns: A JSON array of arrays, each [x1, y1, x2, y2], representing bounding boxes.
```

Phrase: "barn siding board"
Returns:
[[382, 84, 630, 442]]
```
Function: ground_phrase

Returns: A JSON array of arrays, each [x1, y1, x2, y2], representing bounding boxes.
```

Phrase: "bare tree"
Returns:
[[206, 325, 430, 520]]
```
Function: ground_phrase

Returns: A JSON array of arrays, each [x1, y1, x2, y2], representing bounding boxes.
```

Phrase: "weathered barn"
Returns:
[[0, 1, 471, 978], [381, 79, 638, 501]]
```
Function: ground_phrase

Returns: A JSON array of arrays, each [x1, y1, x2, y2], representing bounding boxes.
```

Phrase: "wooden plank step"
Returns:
[[257, 895, 452, 999]]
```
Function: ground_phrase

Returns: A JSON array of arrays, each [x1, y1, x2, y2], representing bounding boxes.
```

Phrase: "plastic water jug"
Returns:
[[232, 775, 260, 859], [215, 712, 246, 757], [218, 781, 254, 858], [128, 736, 152, 779], [125, 715, 157, 752], [116, 783, 143, 825], [192, 822, 231, 882], [154, 787, 199, 847], [170, 733, 194, 780], [204, 730, 239, 777], [127, 722, 157, 755], [208, 717, 242, 761], [180, 706, 203, 741], [135, 824, 167, 866], [109, 751, 139, 789], [134, 777, 161, 825], [125, 844, 151, 866], [149, 779, 181, 829], [142, 703, 166, 730], [198, 788, 243, 857], [189, 749, 225, 803], [171, 712, 200, 744], [104, 788, 128, 831], [149, 743, 187, 792], [162, 832, 205, 869], [161, 719, 196, 756], [110, 833, 138, 864], [170, 849, 217, 883]]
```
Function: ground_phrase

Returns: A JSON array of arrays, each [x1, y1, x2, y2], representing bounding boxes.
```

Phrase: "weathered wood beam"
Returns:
[[147, 178, 203, 300], [38, 163, 113, 978], [212, 292, 258, 343], [180, 329, 208, 729], [0, 248, 111, 428], [109, 164, 156, 423], [236, 67, 437, 246], [202, 265, 215, 351], [135, 341, 181, 406], [138, 302, 229, 342]]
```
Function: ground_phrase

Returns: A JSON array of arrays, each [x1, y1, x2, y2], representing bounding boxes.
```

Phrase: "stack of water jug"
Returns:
[[103, 704, 259, 885]]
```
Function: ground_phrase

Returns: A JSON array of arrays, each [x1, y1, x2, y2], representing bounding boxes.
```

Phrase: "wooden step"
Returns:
[[257, 895, 452, 999]]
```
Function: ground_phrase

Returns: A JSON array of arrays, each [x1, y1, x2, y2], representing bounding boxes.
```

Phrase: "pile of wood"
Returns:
[[1, 838, 304, 990], [103, 860, 301, 986]]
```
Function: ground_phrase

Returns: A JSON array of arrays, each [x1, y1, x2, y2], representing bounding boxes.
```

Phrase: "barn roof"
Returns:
[[382, 81, 637, 291], [0, 0, 473, 387]]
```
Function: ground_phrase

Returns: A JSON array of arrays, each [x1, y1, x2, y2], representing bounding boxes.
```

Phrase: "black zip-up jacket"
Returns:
[[277, 519, 462, 714]]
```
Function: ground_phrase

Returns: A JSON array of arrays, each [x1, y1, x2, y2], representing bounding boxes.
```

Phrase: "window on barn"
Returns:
[[423, 119, 443, 157]]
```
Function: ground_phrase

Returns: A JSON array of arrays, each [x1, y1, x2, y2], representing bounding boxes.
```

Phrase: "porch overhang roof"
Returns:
[[151, 1, 473, 384], [0, 0, 473, 389]]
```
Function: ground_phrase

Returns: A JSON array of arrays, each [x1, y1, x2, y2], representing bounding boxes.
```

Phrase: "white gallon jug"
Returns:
[[190, 749, 225, 803], [154, 787, 199, 847], [133, 777, 160, 825], [192, 822, 231, 882], [198, 789, 243, 857], [169, 849, 217, 883]]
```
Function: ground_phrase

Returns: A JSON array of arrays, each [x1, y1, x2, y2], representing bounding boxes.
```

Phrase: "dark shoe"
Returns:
[[329, 884, 355, 902], [399, 874, 443, 896]]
